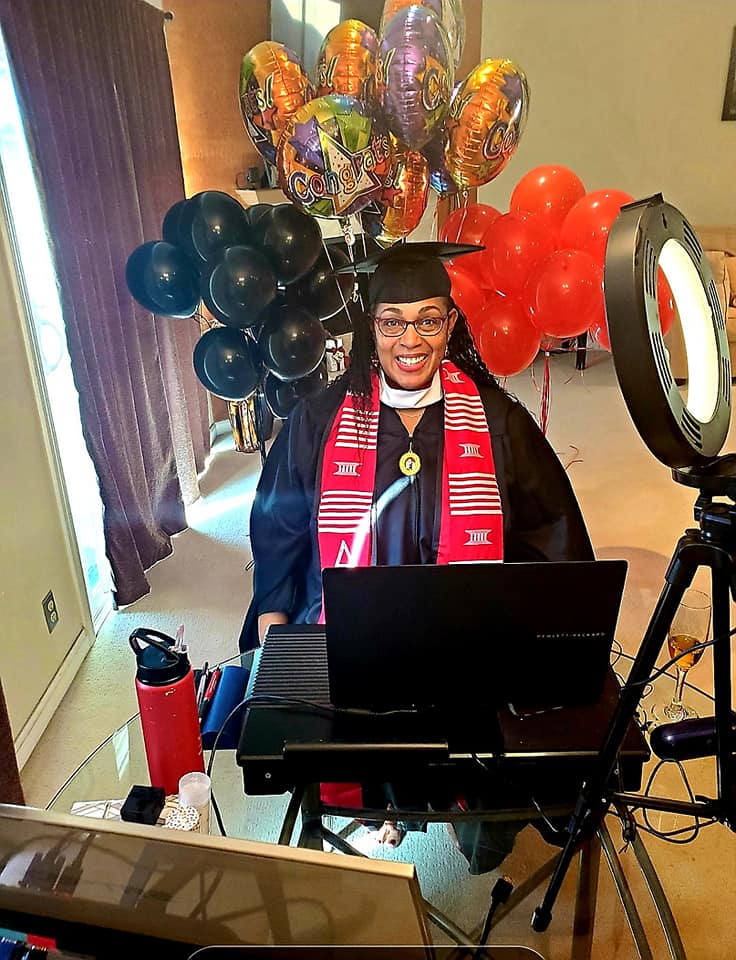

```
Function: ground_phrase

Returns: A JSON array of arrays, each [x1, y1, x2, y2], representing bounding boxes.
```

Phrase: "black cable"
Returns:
[[638, 758, 715, 844], [471, 753, 566, 843], [610, 638, 623, 668], [474, 876, 513, 956], [615, 648, 715, 703], [621, 635, 720, 690], [210, 787, 227, 837], [205, 693, 423, 779]]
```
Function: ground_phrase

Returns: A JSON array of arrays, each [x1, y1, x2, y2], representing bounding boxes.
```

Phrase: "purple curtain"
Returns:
[[0, 0, 210, 605]]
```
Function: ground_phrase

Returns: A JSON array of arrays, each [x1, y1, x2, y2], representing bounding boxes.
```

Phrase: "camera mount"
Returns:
[[532, 199, 736, 942]]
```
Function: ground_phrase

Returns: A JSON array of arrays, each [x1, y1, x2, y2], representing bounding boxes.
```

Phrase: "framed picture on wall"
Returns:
[[723, 27, 736, 120]]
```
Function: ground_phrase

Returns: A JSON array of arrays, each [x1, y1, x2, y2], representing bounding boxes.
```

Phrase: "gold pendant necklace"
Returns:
[[399, 441, 421, 477]]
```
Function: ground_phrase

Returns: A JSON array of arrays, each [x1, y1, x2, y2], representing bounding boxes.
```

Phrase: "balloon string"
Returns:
[[560, 444, 584, 471], [321, 238, 354, 318], [540, 351, 552, 436], [254, 384, 266, 468], [431, 199, 439, 241], [452, 189, 470, 242]]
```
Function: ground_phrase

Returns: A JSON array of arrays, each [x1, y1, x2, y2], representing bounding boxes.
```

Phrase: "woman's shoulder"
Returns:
[[475, 382, 531, 436], [290, 373, 349, 430]]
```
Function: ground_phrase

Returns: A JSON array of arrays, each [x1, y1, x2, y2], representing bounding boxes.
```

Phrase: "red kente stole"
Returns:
[[315, 360, 504, 809]]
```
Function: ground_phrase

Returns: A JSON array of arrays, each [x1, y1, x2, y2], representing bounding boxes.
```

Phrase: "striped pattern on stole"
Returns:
[[315, 360, 503, 807]]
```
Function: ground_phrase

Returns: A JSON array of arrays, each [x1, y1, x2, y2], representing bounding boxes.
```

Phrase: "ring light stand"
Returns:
[[532, 196, 736, 949]]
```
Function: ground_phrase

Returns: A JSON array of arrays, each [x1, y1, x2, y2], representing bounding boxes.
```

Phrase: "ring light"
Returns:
[[604, 195, 731, 469]]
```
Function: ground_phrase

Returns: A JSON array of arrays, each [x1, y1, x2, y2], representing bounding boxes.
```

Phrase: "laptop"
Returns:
[[322, 560, 627, 713]]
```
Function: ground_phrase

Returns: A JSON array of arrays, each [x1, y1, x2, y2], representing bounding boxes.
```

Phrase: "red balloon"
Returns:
[[446, 264, 486, 335], [477, 292, 541, 378], [559, 189, 634, 265], [593, 267, 674, 352], [483, 212, 556, 298], [440, 202, 502, 245], [510, 165, 586, 241], [525, 249, 604, 339]]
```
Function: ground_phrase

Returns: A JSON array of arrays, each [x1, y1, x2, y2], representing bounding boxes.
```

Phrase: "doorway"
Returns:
[[0, 29, 112, 630]]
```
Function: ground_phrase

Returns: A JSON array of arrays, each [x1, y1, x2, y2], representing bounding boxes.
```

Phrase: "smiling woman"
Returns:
[[238, 240, 595, 871], [372, 298, 456, 389]]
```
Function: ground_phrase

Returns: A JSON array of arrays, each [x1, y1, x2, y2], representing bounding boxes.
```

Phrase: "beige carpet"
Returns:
[[21, 351, 736, 957]]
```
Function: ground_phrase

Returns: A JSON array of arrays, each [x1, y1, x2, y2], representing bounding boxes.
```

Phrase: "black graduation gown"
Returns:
[[239, 377, 593, 652], [238, 377, 594, 872]]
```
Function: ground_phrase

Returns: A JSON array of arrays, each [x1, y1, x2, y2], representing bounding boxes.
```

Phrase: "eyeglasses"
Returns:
[[373, 314, 451, 338]]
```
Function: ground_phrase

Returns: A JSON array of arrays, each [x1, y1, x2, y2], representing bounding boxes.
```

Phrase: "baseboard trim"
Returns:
[[212, 418, 231, 440], [15, 627, 93, 770]]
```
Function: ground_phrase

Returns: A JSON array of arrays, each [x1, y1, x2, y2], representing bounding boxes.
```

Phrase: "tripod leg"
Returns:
[[628, 824, 687, 960], [297, 783, 324, 850], [571, 834, 601, 960], [712, 568, 736, 825], [278, 786, 304, 846], [532, 557, 696, 932], [599, 820, 654, 960]]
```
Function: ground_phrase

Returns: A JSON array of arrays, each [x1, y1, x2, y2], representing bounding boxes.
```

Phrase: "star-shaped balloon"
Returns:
[[318, 128, 382, 216], [335, 110, 372, 154], [289, 117, 324, 172]]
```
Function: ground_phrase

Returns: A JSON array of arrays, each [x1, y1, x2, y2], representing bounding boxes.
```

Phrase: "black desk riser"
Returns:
[[236, 626, 649, 801]]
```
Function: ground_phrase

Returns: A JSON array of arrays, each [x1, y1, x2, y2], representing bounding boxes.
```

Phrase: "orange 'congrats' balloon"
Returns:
[[362, 135, 429, 244], [444, 59, 529, 189], [239, 41, 314, 166], [316, 19, 379, 100]]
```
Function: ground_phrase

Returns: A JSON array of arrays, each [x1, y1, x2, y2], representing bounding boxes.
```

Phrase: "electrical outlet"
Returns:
[[42, 590, 59, 633]]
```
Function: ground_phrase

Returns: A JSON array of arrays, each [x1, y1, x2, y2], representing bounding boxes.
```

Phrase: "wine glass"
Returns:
[[655, 588, 711, 723]]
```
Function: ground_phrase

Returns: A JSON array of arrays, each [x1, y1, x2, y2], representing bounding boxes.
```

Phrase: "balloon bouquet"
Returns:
[[126, 190, 341, 436], [125, 0, 536, 442], [442, 166, 676, 430]]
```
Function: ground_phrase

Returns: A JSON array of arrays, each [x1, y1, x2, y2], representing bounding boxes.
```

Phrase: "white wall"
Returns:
[[0, 199, 89, 746], [478, 0, 736, 225]]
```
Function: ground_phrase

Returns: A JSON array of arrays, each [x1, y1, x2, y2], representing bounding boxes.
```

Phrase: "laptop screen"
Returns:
[[323, 560, 627, 712]]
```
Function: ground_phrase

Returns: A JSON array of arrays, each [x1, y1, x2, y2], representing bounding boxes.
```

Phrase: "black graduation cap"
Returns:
[[334, 241, 482, 307]]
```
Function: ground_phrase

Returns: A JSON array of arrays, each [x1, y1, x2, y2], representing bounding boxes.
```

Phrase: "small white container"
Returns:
[[178, 772, 211, 834]]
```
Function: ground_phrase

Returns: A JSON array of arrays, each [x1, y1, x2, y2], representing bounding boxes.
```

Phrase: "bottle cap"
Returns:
[[179, 771, 211, 809], [130, 628, 191, 686]]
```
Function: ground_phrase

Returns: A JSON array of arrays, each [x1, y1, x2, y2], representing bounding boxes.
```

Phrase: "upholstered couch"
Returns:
[[667, 226, 736, 380]]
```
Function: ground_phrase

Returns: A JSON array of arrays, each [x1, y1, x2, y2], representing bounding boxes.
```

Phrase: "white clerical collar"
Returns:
[[379, 369, 443, 409]]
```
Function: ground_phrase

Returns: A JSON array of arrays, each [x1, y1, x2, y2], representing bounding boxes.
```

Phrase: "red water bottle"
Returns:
[[130, 627, 204, 794]]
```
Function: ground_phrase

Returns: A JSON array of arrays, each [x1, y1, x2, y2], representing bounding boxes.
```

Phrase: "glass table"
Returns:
[[47, 666, 733, 960]]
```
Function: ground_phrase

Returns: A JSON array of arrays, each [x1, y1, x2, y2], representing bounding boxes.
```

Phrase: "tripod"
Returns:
[[532, 455, 736, 933]]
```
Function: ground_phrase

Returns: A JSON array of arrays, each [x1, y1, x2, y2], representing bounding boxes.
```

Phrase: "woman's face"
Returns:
[[373, 296, 457, 390]]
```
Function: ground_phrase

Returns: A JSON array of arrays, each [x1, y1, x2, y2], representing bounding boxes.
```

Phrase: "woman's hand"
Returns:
[[258, 611, 288, 644]]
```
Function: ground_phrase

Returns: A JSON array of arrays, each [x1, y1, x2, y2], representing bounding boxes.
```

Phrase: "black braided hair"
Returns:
[[341, 299, 502, 412]]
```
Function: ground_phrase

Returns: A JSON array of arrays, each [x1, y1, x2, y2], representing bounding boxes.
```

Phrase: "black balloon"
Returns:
[[202, 246, 277, 329], [244, 203, 274, 230], [193, 327, 260, 401], [259, 304, 326, 381], [264, 363, 328, 419], [161, 199, 189, 246], [178, 191, 251, 265], [323, 297, 358, 338], [295, 246, 355, 321], [126, 241, 199, 318], [260, 204, 323, 285]]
